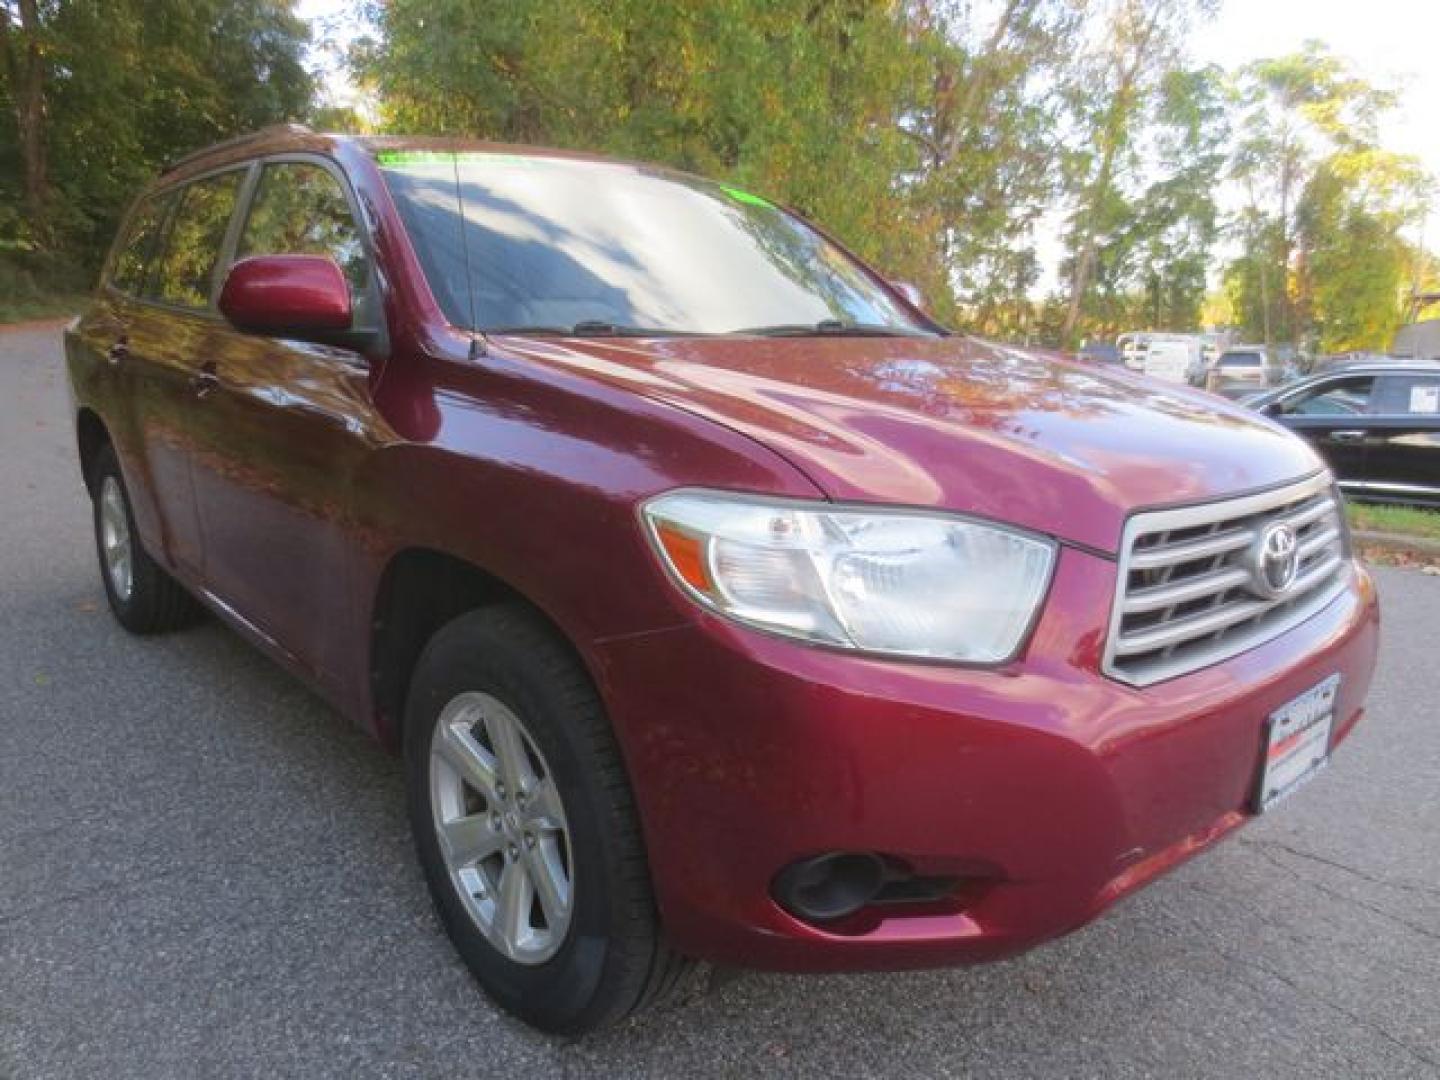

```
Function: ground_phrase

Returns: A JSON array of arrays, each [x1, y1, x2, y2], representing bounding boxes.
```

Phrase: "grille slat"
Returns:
[[1123, 564, 1253, 614], [1129, 527, 1254, 570], [1298, 525, 1341, 560], [1104, 475, 1350, 686], [1278, 498, 1335, 531]]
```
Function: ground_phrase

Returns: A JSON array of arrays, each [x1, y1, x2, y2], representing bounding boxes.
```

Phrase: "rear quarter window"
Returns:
[[109, 194, 174, 296], [1371, 373, 1440, 416], [150, 169, 246, 309]]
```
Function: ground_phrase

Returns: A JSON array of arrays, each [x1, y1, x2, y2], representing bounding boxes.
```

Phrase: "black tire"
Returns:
[[90, 444, 200, 634], [403, 604, 694, 1034]]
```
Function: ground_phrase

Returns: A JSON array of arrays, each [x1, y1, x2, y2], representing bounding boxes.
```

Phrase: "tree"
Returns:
[[0, 0, 313, 261], [1295, 151, 1432, 351], [1057, 0, 1216, 346], [1226, 42, 1431, 352], [1062, 63, 1227, 339], [1127, 66, 1227, 329], [353, 0, 928, 297], [901, 0, 1081, 332], [0, 0, 49, 234]]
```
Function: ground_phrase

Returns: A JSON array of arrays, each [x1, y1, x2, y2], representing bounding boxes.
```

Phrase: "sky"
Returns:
[[1195, 0, 1440, 185]]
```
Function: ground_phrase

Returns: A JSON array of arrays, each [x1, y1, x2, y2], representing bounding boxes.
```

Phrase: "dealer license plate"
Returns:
[[1257, 674, 1340, 813]]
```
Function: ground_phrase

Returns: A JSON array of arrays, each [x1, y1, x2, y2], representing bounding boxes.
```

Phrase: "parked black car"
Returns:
[[1246, 362, 1440, 508]]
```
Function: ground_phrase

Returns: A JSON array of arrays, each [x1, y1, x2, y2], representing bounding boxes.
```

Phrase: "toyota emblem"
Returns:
[[1250, 522, 1299, 599]]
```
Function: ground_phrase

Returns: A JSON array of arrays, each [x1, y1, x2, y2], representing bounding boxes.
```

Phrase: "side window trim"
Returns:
[[212, 162, 262, 308], [103, 190, 178, 300], [127, 162, 255, 319]]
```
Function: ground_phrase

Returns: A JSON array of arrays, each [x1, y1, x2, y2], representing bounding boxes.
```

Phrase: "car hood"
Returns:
[[493, 334, 1324, 553]]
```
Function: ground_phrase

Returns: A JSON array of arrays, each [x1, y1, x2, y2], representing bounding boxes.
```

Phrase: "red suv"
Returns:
[[65, 127, 1379, 1034]]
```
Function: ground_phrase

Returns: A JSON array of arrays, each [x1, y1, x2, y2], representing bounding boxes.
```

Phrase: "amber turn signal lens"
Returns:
[[654, 523, 713, 594]]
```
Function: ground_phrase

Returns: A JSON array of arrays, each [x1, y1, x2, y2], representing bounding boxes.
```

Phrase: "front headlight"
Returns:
[[641, 491, 1056, 662]]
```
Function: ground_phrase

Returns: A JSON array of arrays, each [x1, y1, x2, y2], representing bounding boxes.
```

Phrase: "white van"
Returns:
[[1140, 337, 1201, 384]]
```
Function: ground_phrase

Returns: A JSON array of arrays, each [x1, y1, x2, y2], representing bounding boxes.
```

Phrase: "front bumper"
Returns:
[[595, 547, 1379, 972]]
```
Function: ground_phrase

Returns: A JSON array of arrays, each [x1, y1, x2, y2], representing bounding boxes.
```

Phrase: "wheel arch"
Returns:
[[76, 407, 110, 496], [367, 546, 600, 753]]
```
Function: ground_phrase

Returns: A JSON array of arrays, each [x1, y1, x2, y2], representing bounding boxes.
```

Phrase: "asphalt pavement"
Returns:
[[2, 322, 1437, 1078]]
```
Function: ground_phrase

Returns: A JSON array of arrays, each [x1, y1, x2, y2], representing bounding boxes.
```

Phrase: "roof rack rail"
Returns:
[[163, 123, 316, 173]]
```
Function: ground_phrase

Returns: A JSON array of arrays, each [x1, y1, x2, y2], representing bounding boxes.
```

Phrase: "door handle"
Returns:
[[1330, 430, 1367, 442], [106, 339, 129, 365], [190, 362, 220, 399]]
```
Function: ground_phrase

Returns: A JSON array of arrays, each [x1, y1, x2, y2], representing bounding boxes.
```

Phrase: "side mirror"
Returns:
[[219, 255, 352, 338], [890, 280, 927, 312]]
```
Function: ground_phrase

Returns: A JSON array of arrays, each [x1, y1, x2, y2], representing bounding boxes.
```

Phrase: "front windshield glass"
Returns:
[[376, 150, 932, 337]]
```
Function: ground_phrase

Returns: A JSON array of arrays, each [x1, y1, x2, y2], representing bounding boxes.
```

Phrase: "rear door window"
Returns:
[[110, 193, 174, 296], [237, 162, 370, 296], [150, 170, 245, 309], [1371, 373, 1440, 417]]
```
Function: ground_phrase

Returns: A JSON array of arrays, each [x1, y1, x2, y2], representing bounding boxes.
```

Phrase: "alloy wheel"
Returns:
[[99, 476, 134, 602], [428, 691, 574, 964]]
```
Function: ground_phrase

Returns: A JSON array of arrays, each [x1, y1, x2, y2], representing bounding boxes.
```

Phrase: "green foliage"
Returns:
[[900, 1, 1081, 335], [1054, 0, 1221, 346], [0, 0, 312, 288], [1225, 41, 1431, 353], [353, 0, 926, 302], [1296, 155, 1425, 351], [0, 244, 88, 322], [1347, 502, 1440, 542], [2, 0, 1435, 351]]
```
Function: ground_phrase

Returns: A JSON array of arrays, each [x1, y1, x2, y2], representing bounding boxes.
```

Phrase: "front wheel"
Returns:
[[403, 605, 694, 1034]]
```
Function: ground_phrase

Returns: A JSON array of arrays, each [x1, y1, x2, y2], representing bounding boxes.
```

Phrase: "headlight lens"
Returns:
[[641, 491, 1056, 662]]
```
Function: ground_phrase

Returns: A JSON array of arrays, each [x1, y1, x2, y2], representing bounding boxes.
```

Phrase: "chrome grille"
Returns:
[[1104, 474, 1350, 686]]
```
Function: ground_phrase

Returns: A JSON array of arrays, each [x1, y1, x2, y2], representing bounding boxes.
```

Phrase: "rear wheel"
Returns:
[[90, 444, 199, 634], [403, 605, 694, 1034]]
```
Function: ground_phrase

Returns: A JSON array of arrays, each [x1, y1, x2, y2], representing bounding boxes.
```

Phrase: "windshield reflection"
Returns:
[[379, 152, 931, 337]]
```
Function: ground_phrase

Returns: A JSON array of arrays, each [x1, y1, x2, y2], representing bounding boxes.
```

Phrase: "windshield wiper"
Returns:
[[730, 319, 931, 338], [483, 321, 703, 338]]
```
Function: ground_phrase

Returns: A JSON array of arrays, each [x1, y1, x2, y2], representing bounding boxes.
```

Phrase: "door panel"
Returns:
[[1358, 421, 1440, 505], [92, 175, 249, 578], [1359, 374, 1440, 506], [1281, 416, 1369, 483], [187, 157, 385, 686], [120, 305, 216, 574], [1272, 375, 1376, 485], [187, 334, 383, 684]]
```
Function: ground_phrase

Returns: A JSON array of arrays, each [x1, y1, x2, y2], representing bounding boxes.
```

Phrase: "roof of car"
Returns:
[[158, 125, 681, 188], [1316, 360, 1440, 374], [1264, 361, 1440, 393]]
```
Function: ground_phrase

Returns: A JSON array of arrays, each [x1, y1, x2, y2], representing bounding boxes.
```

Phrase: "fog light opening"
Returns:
[[772, 852, 886, 923]]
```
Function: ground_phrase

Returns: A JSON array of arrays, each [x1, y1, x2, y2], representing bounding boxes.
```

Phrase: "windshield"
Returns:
[[1223, 352, 1263, 367], [376, 150, 932, 337]]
